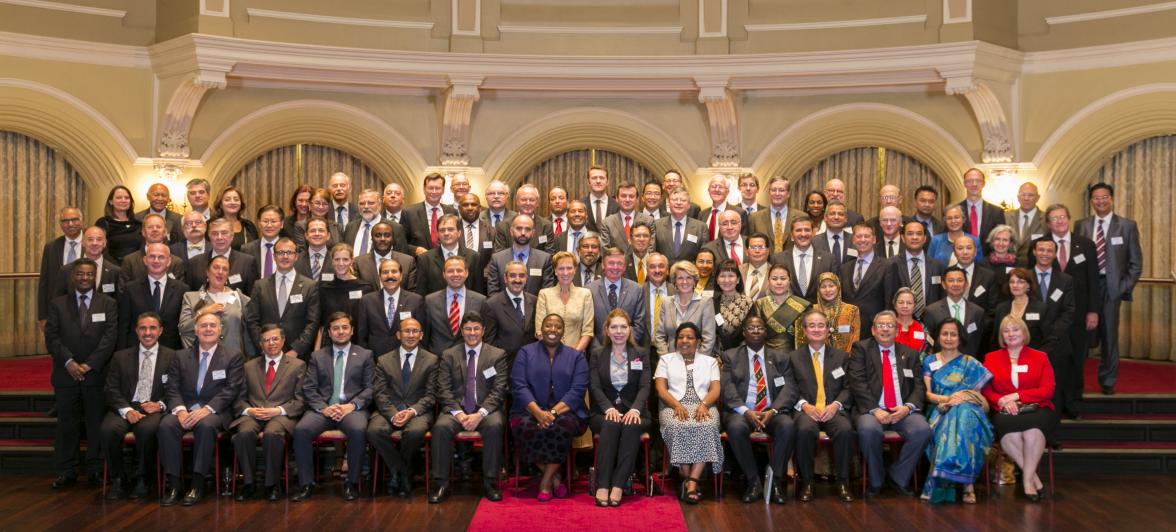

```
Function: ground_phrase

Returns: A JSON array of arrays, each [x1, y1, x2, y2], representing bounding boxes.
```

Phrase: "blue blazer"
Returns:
[[511, 341, 589, 419]]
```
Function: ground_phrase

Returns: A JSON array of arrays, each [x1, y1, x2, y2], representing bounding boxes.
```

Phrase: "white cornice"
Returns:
[[244, 8, 434, 30], [0, 30, 150, 68], [1045, 1, 1176, 25], [1022, 36, 1176, 74], [496, 24, 683, 35], [0, 0, 125, 18], [745, 14, 927, 32]]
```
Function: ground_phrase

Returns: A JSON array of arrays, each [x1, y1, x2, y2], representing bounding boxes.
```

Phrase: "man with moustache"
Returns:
[[171, 210, 209, 262], [482, 261, 537, 359], [354, 221, 418, 293], [573, 233, 604, 288], [342, 188, 385, 258], [327, 172, 359, 228], [357, 258, 426, 356], [482, 181, 514, 230]]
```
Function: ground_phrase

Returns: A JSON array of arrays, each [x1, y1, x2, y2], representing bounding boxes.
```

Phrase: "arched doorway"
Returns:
[[791, 146, 946, 218], [226, 144, 385, 216], [520, 148, 657, 218]]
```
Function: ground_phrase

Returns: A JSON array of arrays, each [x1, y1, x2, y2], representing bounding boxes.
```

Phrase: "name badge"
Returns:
[[837, 324, 851, 333], [289, 294, 303, 304], [973, 285, 986, 297], [91, 313, 106, 323], [1014, 364, 1029, 374], [529, 268, 542, 276], [1050, 289, 1063, 302], [928, 360, 943, 371], [102, 283, 115, 293], [701, 290, 714, 298], [168, 273, 176, 279], [714, 314, 726, 327], [1111, 236, 1124, 246], [903, 368, 914, 378], [161, 374, 168, 384], [1005, 266, 1014, 274], [538, 235, 548, 244], [1073, 253, 1086, 264], [912, 331, 925, 340], [631, 360, 643, 371], [349, 290, 363, 300], [1031, 233, 1043, 241], [399, 311, 412, 319], [212, 369, 226, 380], [930, 276, 941, 285], [846, 248, 859, 257], [321, 273, 335, 281], [773, 376, 785, 387], [967, 322, 978, 334], [226, 295, 237, 305], [831, 367, 845, 379], [1026, 313, 1040, 321], [483, 241, 493, 249], [686, 234, 698, 243], [483, 367, 497, 379], [229, 274, 242, 284]]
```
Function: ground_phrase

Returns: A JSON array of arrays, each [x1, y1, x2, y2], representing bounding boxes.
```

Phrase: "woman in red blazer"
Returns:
[[982, 314, 1058, 502]]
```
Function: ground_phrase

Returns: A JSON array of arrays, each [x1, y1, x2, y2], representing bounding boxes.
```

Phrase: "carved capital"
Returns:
[[157, 72, 226, 158], [440, 76, 483, 166], [695, 78, 740, 168], [946, 78, 1014, 163]]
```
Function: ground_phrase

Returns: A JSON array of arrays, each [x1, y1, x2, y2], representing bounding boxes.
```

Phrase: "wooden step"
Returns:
[[1059, 418, 1176, 443]]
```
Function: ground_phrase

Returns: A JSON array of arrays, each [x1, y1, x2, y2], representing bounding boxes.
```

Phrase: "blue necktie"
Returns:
[[402, 353, 412, 391], [196, 351, 210, 396], [1039, 272, 1049, 302]]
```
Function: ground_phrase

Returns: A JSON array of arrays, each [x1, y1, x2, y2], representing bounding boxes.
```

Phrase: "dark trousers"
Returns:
[[99, 410, 163, 482], [430, 412, 505, 487], [232, 417, 294, 487], [1047, 347, 1080, 415], [367, 413, 432, 481], [855, 412, 931, 489], [293, 410, 368, 486], [794, 412, 853, 482], [723, 411, 795, 484], [588, 414, 651, 490], [158, 411, 227, 478], [54, 385, 106, 476]]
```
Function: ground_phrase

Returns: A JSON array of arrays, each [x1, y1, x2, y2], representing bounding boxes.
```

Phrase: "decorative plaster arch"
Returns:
[[481, 107, 699, 186], [1033, 83, 1176, 191], [200, 100, 429, 196], [752, 103, 977, 200], [0, 78, 138, 192]]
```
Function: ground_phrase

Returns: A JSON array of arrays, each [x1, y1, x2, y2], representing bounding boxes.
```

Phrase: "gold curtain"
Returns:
[[521, 149, 656, 218], [227, 144, 384, 216], [1094, 135, 1176, 361], [0, 130, 88, 356], [792, 147, 945, 218]]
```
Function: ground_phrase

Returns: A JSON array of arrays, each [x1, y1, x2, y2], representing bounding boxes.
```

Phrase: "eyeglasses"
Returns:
[[873, 323, 897, 330], [274, 250, 297, 257]]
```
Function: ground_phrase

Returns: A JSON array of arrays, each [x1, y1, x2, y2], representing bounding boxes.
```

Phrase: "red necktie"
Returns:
[[624, 215, 631, 241], [730, 241, 741, 266], [449, 293, 460, 335], [969, 204, 979, 236], [265, 360, 276, 393], [881, 349, 897, 409], [753, 354, 767, 411], [429, 207, 439, 247], [708, 210, 717, 240], [554, 217, 563, 235]]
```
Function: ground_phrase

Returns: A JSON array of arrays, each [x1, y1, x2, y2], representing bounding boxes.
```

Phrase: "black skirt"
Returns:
[[992, 408, 1059, 442]]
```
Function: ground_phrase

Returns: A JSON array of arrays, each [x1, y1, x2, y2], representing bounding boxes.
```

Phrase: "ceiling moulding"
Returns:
[[745, 14, 927, 32], [1044, 1, 1176, 25], [1021, 36, 1176, 74], [244, 8, 434, 29], [496, 25, 683, 35], [0, 30, 150, 69], [0, 0, 125, 18]]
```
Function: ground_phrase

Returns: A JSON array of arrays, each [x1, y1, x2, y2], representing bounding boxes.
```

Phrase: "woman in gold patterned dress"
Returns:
[[799, 272, 861, 352], [753, 263, 811, 351]]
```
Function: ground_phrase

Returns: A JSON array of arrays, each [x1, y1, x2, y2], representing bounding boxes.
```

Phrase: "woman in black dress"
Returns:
[[212, 186, 258, 250], [94, 185, 142, 262], [315, 243, 376, 348]]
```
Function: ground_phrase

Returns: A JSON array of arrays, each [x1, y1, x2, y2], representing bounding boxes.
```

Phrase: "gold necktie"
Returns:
[[637, 260, 645, 284], [812, 350, 826, 413], [773, 213, 785, 253], [653, 288, 662, 331]]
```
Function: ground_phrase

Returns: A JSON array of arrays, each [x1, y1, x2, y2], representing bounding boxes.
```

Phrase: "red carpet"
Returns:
[[468, 480, 687, 532], [1084, 357, 1176, 394], [0, 355, 50, 392]]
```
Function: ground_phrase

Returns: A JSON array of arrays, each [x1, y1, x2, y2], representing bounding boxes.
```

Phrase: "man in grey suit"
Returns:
[[841, 224, 887, 334], [354, 221, 418, 293], [655, 189, 709, 264], [493, 184, 556, 254], [291, 312, 374, 502], [230, 325, 306, 501], [572, 233, 604, 288], [429, 313, 510, 503], [588, 248, 648, 349], [485, 214, 555, 295], [1075, 183, 1143, 394], [770, 218, 837, 302], [246, 238, 320, 359], [599, 182, 652, 254], [482, 261, 536, 358], [367, 318, 440, 498], [135, 183, 184, 244], [1006, 182, 1047, 259], [425, 256, 488, 354], [749, 176, 797, 253]]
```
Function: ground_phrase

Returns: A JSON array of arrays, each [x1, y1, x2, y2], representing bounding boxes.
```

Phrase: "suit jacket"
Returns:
[[1075, 214, 1144, 301], [185, 251, 257, 295], [769, 247, 838, 302], [588, 345, 652, 416], [55, 258, 122, 302], [583, 195, 620, 233], [748, 208, 798, 252], [354, 250, 418, 294], [845, 209, 866, 229], [696, 204, 748, 240], [1009, 267, 1076, 356], [341, 216, 384, 255], [1006, 208, 1047, 258], [104, 345, 175, 413], [552, 224, 590, 254], [413, 247, 483, 297], [482, 290, 537, 357], [572, 262, 603, 288], [703, 236, 748, 265], [719, 346, 791, 413], [964, 263, 998, 311], [485, 248, 555, 296], [303, 344, 375, 412], [45, 291, 119, 388], [847, 339, 925, 417], [170, 239, 209, 265], [623, 252, 653, 284], [135, 208, 185, 244], [912, 215, 947, 239], [840, 253, 887, 330], [599, 211, 653, 254], [371, 348, 440, 419], [402, 201, 458, 251], [958, 199, 1005, 245], [246, 272, 320, 358], [1037, 233, 1101, 319], [922, 298, 987, 357], [117, 276, 189, 350], [37, 236, 73, 320], [329, 202, 360, 228], [883, 253, 947, 316], [164, 344, 245, 414], [438, 343, 511, 415], [780, 345, 853, 415], [118, 249, 187, 287], [424, 288, 487, 354], [355, 289, 426, 357], [240, 238, 281, 279], [493, 213, 556, 254], [458, 218, 497, 280], [229, 355, 307, 432], [654, 216, 709, 263], [812, 229, 855, 265], [293, 247, 335, 281], [587, 277, 648, 348]]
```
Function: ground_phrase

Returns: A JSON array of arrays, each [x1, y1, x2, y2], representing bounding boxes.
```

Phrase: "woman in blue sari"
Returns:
[[921, 319, 993, 503]]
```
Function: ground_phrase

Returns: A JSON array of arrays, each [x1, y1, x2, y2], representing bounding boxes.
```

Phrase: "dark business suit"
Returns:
[[702, 236, 748, 265], [485, 248, 555, 296], [117, 276, 189, 350], [355, 289, 426, 356], [587, 277, 648, 349], [1018, 267, 1079, 413], [135, 209, 185, 244], [1076, 214, 1143, 389], [401, 202, 457, 251], [964, 264, 998, 312], [230, 355, 306, 487], [922, 298, 987, 358], [552, 225, 589, 254], [458, 218, 497, 281], [696, 204, 748, 241], [719, 346, 796, 484], [246, 272, 320, 359], [100, 345, 175, 485], [355, 250, 418, 294], [959, 199, 1005, 248], [847, 339, 930, 490], [366, 348, 440, 482], [342, 216, 383, 256], [883, 252, 947, 319], [769, 247, 838, 302], [583, 195, 619, 233], [431, 343, 510, 487], [654, 216, 709, 264], [159, 344, 245, 478], [413, 246, 483, 297], [1038, 233, 1101, 388], [330, 202, 360, 228], [240, 238, 278, 280], [424, 289, 487, 354], [293, 247, 332, 282], [186, 251, 258, 295], [813, 230, 855, 266], [38, 236, 74, 321], [293, 344, 375, 486], [840, 253, 887, 333], [572, 262, 603, 288], [482, 290, 537, 358], [493, 213, 556, 254], [54, 259, 122, 301], [587, 345, 652, 490], [170, 239, 209, 265], [118, 250, 187, 287], [782, 345, 854, 483], [46, 290, 119, 477]]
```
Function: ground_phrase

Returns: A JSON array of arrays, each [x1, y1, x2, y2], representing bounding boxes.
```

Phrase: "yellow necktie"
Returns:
[[812, 350, 826, 413], [653, 288, 662, 331], [773, 213, 785, 253], [637, 260, 645, 284]]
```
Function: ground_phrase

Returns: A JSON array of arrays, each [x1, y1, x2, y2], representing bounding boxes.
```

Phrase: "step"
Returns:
[[0, 439, 55, 474], [0, 391, 53, 413], [0, 416, 56, 440], [1059, 418, 1176, 443], [1080, 394, 1176, 415], [1053, 446, 1176, 474]]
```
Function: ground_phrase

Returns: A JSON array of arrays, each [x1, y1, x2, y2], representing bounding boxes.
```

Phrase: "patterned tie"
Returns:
[[831, 234, 842, 263], [430, 207, 439, 247], [753, 353, 767, 411], [196, 350, 210, 396], [636, 260, 645, 284], [66, 241, 77, 264], [910, 258, 925, 317], [277, 274, 289, 317], [1039, 272, 1049, 302], [264, 243, 274, 277], [311, 253, 322, 280], [513, 296, 524, 321], [554, 217, 563, 236], [386, 294, 396, 329], [463, 350, 478, 414], [888, 240, 896, 258], [449, 293, 461, 335], [811, 350, 826, 413], [360, 222, 371, 255], [265, 360, 276, 393], [797, 252, 809, 296], [133, 351, 154, 403], [330, 350, 345, 405], [730, 241, 741, 266], [1022, 214, 1030, 238], [672, 222, 682, 256], [854, 259, 865, 289], [969, 204, 979, 236], [1095, 219, 1108, 272], [624, 215, 632, 242], [1058, 239, 1068, 270], [151, 280, 162, 311], [881, 349, 897, 410], [493, 213, 501, 227], [747, 269, 761, 297], [78, 294, 88, 326], [952, 303, 961, 323], [773, 212, 784, 253], [336, 206, 346, 227], [608, 283, 618, 309], [466, 224, 476, 250]]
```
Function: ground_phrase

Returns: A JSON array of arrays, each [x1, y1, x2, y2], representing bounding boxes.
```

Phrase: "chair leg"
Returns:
[[370, 452, 380, 496], [214, 442, 221, 496], [1048, 449, 1055, 496], [643, 439, 651, 497], [424, 440, 431, 497]]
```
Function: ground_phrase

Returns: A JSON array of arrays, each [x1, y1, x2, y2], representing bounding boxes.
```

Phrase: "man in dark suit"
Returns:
[[922, 267, 986, 358], [53, 226, 122, 302], [553, 200, 590, 254], [953, 237, 997, 312], [492, 184, 556, 254], [402, 173, 457, 255], [356, 258, 426, 356], [813, 202, 854, 266], [341, 188, 385, 259], [662, 169, 701, 219], [841, 224, 887, 332], [1075, 184, 1144, 395], [912, 185, 947, 240], [584, 166, 619, 232], [1030, 239, 1079, 416], [959, 168, 1005, 247], [822, 178, 865, 228], [158, 312, 245, 506], [241, 205, 285, 281], [848, 312, 931, 498], [230, 325, 306, 501], [483, 261, 537, 359], [572, 233, 603, 288], [883, 221, 946, 320], [170, 210, 209, 263], [100, 312, 174, 499], [425, 257, 488, 354], [186, 218, 257, 294], [46, 258, 118, 490], [382, 182, 405, 224], [415, 214, 482, 297], [697, 174, 748, 242], [588, 248, 648, 349], [119, 213, 187, 287], [1040, 204, 1101, 393], [749, 177, 797, 253], [624, 221, 656, 284], [639, 181, 669, 221], [246, 238, 320, 359], [457, 193, 496, 279], [865, 185, 914, 240], [736, 173, 767, 218], [367, 318, 439, 498], [38, 206, 84, 329], [770, 218, 837, 302], [293, 217, 332, 281], [355, 221, 418, 293], [548, 187, 569, 235], [655, 189, 709, 264], [873, 206, 905, 260], [328, 172, 360, 228], [429, 313, 510, 503], [719, 316, 794, 504], [782, 309, 855, 502], [135, 183, 184, 244], [482, 180, 515, 231], [118, 243, 188, 349], [598, 182, 652, 254], [702, 210, 748, 265], [291, 312, 374, 502], [485, 215, 555, 295]]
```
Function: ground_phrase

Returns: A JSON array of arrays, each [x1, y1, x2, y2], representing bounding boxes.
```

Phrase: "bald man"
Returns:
[[134, 183, 184, 244], [823, 178, 865, 227], [1005, 182, 1046, 259]]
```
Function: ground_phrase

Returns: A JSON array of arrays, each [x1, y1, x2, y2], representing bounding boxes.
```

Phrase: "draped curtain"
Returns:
[[792, 147, 945, 218], [227, 144, 384, 217], [520, 149, 656, 218], [1093, 135, 1176, 361], [0, 131, 88, 356]]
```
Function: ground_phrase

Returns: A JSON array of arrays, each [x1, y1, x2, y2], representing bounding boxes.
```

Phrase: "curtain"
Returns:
[[520, 149, 656, 218], [1094, 135, 1176, 361], [0, 130, 88, 356], [792, 147, 946, 218], [227, 144, 384, 217]]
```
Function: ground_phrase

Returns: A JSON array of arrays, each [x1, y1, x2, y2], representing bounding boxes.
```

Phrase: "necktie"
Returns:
[[554, 217, 563, 235], [881, 349, 897, 410], [637, 260, 646, 284], [1022, 214, 1029, 237], [652, 288, 662, 331], [572, 230, 582, 252], [747, 269, 761, 297], [466, 224, 476, 249], [707, 210, 717, 240], [608, 283, 618, 309], [811, 350, 826, 413], [672, 222, 682, 256], [66, 241, 77, 264], [1096, 219, 1107, 272], [773, 212, 784, 253], [493, 213, 501, 227], [311, 253, 322, 280], [583, 268, 592, 285], [1058, 239, 1068, 270], [330, 350, 345, 405], [463, 350, 478, 414], [386, 295, 396, 329], [595, 199, 604, 229], [797, 252, 809, 295], [922, 219, 931, 236], [730, 241, 741, 266], [196, 351, 210, 396], [854, 259, 865, 289], [336, 206, 346, 227], [449, 293, 461, 335], [277, 274, 289, 317], [264, 243, 274, 277], [401, 353, 412, 391], [832, 234, 841, 263], [265, 360, 276, 393], [910, 258, 925, 317], [151, 280, 162, 311], [1039, 272, 1049, 301], [952, 303, 961, 322], [516, 252, 526, 263], [134, 351, 154, 403], [78, 294, 89, 326], [429, 207, 439, 247], [360, 222, 371, 255], [624, 215, 632, 241], [888, 240, 896, 258], [753, 353, 767, 411], [512, 296, 524, 321], [969, 204, 979, 236]]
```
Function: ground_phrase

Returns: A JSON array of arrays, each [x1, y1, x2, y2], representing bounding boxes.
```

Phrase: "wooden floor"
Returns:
[[1, 473, 1173, 531]]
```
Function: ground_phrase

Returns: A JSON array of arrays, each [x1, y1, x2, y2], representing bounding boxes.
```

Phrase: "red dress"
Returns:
[[895, 321, 927, 353]]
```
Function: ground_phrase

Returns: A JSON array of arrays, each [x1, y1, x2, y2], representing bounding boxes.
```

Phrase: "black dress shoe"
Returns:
[[484, 483, 502, 502], [87, 472, 103, 487], [106, 478, 127, 500], [50, 474, 77, 490], [428, 484, 449, 504], [887, 478, 915, 497], [291, 484, 313, 502], [384, 472, 401, 496], [267, 485, 282, 501], [770, 481, 787, 504], [397, 476, 412, 498], [235, 483, 255, 502], [837, 482, 855, 502], [181, 485, 204, 506], [130, 479, 150, 500], [741, 483, 763, 503], [1101, 385, 1115, 396], [864, 486, 881, 500], [797, 482, 813, 502], [342, 483, 358, 501], [161, 486, 181, 506]]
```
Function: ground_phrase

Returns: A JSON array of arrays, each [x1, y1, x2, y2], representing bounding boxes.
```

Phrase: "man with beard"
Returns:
[[486, 215, 555, 295], [357, 258, 426, 356], [354, 221, 418, 293]]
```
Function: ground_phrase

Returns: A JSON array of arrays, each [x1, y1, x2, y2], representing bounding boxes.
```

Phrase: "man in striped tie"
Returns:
[[425, 256, 487, 355]]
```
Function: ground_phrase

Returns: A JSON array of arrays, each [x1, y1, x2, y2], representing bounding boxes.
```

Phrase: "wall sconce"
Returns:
[[982, 170, 1022, 211]]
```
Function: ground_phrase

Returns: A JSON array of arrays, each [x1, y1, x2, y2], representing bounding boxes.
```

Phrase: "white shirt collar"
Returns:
[[1095, 213, 1114, 226], [332, 343, 352, 355], [139, 344, 157, 356]]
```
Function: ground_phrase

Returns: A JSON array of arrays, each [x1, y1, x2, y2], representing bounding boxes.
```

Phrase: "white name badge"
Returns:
[[102, 283, 115, 293], [399, 311, 412, 320], [483, 241, 493, 249], [930, 276, 941, 285], [321, 273, 335, 281], [1073, 254, 1086, 264], [846, 248, 859, 257], [701, 290, 714, 298], [973, 285, 986, 297], [289, 294, 303, 304], [529, 268, 542, 276], [714, 314, 726, 327], [226, 295, 237, 305], [831, 367, 845, 379], [483, 367, 497, 379], [1005, 266, 1014, 274], [167, 273, 176, 279], [928, 360, 943, 371], [1031, 233, 1043, 241], [1111, 236, 1124, 246], [212, 369, 226, 380], [903, 369, 914, 378], [229, 274, 242, 284], [837, 324, 851, 333], [912, 331, 925, 340], [774, 376, 786, 387], [1014, 364, 1029, 374], [349, 290, 363, 300], [1051, 289, 1063, 302], [686, 234, 699, 243], [1026, 313, 1040, 321], [538, 235, 548, 244], [631, 360, 644, 371], [161, 374, 168, 384], [91, 313, 106, 323], [967, 322, 978, 334]]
